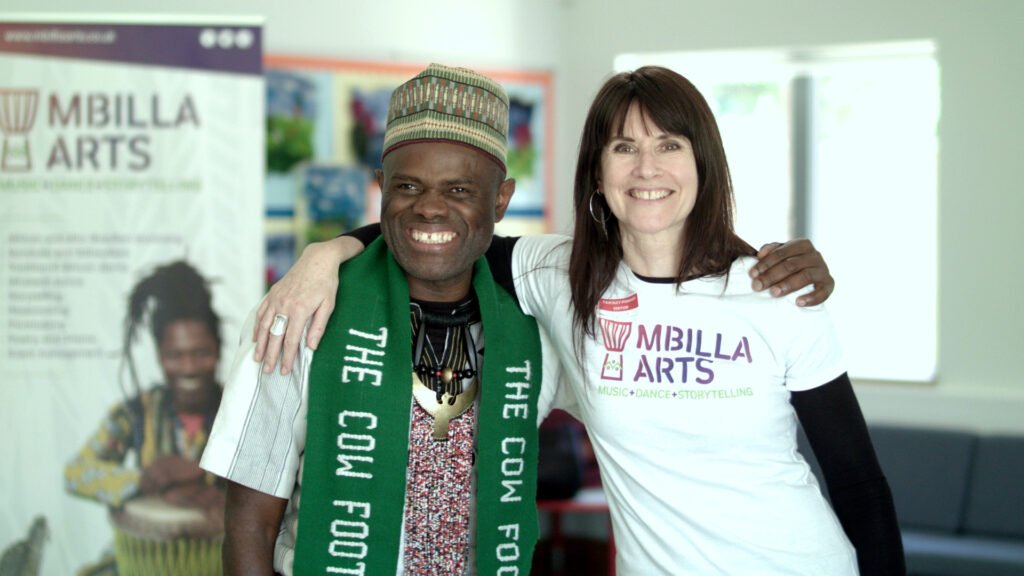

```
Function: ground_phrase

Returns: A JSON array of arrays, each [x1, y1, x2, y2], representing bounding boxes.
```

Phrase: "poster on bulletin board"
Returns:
[[0, 15, 264, 576], [262, 56, 554, 284]]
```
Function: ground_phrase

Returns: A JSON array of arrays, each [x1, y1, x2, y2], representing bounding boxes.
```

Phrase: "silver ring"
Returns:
[[270, 313, 288, 336]]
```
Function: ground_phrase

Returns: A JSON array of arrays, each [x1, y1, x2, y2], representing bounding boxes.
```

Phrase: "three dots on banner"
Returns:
[[198, 28, 254, 50]]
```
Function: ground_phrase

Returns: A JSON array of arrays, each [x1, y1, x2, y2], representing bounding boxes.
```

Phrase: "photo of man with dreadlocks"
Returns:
[[64, 260, 226, 576]]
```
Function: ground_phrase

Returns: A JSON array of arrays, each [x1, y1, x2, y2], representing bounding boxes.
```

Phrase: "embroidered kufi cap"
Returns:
[[382, 63, 509, 172]]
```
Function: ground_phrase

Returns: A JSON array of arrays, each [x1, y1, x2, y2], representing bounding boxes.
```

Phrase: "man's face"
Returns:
[[158, 319, 219, 414], [378, 142, 514, 302]]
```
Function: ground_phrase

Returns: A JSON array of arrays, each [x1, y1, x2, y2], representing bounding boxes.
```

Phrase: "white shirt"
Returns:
[[201, 305, 570, 575], [512, 234, 857, 576]]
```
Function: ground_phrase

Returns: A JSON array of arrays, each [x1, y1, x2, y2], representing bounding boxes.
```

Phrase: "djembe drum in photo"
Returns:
[[109, 496, 223, 576]]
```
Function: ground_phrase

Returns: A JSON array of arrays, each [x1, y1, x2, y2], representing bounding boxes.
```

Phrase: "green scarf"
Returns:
[[295, 238, 542, 575]]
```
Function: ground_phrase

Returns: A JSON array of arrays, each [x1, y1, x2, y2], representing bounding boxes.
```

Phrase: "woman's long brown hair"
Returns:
[[568, 66, 755, 343]]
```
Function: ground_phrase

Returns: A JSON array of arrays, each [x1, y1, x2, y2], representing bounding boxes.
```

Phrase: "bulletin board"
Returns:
[[263, 55, 555, 285]]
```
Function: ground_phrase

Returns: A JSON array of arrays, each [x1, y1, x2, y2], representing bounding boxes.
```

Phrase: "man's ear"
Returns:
[[494, 178, 515, 223], [375, 169, 385, 191]]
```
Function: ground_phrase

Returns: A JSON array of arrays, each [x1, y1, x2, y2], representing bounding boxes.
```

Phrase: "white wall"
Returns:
[[8, 0, 1023, 433]]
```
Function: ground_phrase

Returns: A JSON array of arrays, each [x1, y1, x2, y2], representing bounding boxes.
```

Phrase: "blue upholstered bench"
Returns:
[[798, 425, 1024, 576]]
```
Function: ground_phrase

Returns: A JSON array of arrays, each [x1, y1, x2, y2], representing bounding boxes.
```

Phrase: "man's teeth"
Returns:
[[412, 231, 455, 244], [177, 377, 202, 391], [633, 189, 671, 200]]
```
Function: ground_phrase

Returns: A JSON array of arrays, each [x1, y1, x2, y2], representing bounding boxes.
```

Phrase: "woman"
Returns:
[[65, 261, 226, 574], [254, 67, 902, 574]]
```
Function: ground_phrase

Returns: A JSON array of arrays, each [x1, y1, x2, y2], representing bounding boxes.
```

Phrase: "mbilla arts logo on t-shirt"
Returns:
[[598, 293, 639, 381], [599, 317, 632, 380], [596, 290, 756, 401]]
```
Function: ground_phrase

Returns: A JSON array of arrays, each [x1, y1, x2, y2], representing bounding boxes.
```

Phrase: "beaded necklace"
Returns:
[[410, 299, 480, 440]]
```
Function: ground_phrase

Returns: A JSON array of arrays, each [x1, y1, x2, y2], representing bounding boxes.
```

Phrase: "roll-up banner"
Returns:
[[0, 15, 264, 575]]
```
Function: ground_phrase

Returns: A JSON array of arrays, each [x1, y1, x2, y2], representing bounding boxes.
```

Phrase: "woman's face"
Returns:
[[600, 104, 699, 245], [158, 319, 219, 413]]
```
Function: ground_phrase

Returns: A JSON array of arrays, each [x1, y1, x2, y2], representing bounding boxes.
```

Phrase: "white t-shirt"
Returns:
[[201, 307, 569, 575], [512, 234, 857, 576]]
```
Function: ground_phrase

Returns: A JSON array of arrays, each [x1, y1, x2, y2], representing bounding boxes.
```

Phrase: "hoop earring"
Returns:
[[588, 191, 609, 238]]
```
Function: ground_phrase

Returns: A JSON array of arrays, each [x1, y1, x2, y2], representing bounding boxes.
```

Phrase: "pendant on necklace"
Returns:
[[412, 371, 478, 440]]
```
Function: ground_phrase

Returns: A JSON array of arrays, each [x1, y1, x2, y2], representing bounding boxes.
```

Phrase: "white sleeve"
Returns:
[[200, 307, 313, 499], [781, 295, 846, 392], [512, 235, 581, 424], [510, 234, 571, 319], [534, 327, 579, 426]]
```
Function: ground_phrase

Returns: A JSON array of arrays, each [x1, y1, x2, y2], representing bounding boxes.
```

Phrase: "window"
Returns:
[[616, 42, 939, 381]]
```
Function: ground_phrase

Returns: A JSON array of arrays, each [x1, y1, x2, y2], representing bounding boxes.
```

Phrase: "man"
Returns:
[[67, 260, 226, 575], [201, 64, 562, 575]]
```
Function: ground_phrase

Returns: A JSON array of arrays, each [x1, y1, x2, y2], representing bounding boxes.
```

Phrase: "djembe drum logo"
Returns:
[[599, 317, 633, 381], [0, 89, 40, 172]]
